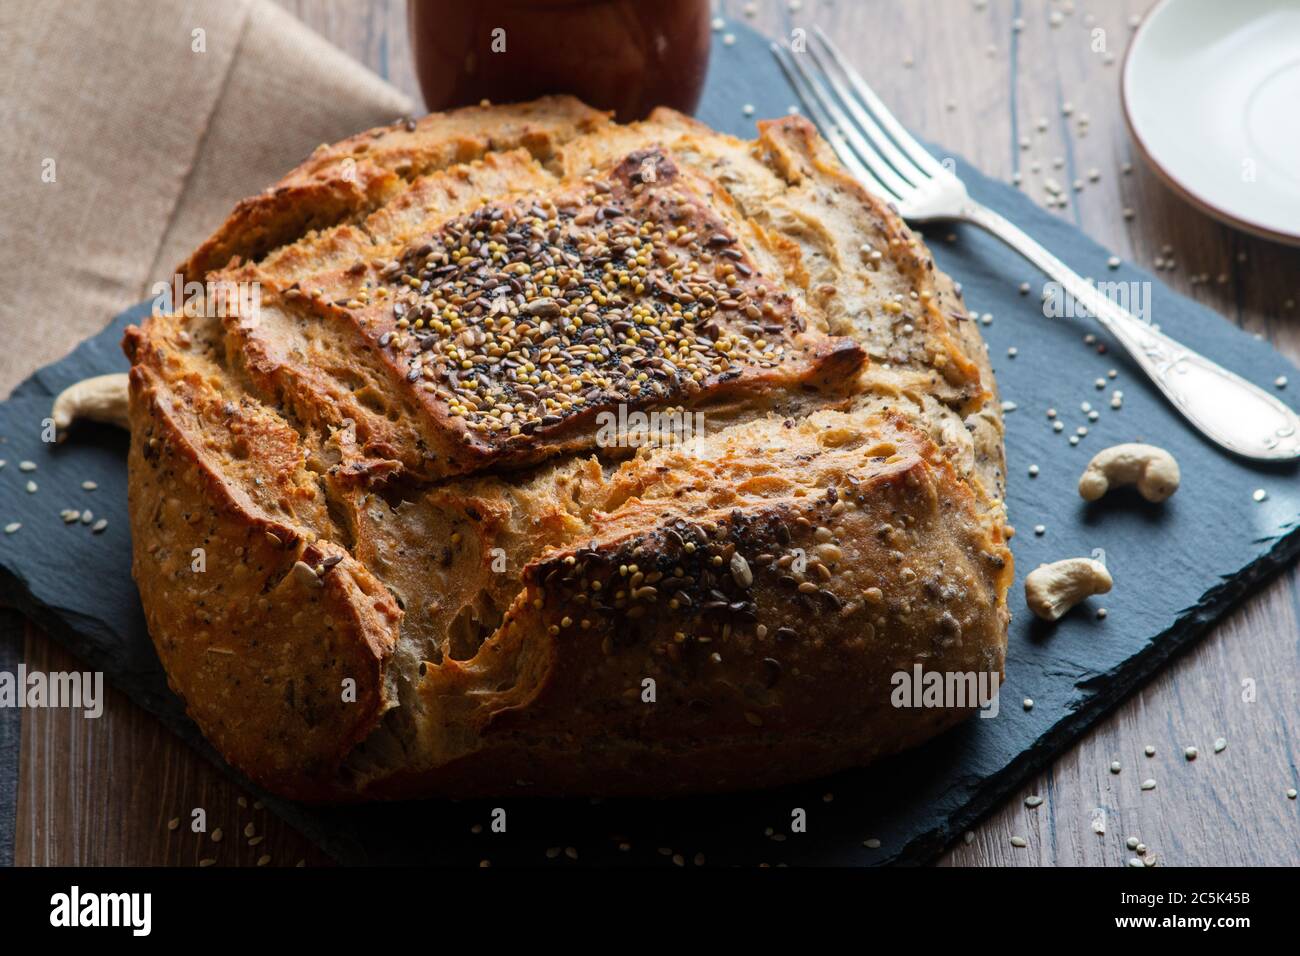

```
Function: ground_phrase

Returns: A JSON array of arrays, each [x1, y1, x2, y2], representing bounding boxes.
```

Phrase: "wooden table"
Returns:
[[10, 0, 1297, 867]]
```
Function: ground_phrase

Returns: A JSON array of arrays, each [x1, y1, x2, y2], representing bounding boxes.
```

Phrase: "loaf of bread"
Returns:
[[123, 96, 1012, 800]]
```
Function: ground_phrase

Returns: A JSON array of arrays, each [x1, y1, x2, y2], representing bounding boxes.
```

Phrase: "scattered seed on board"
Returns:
[[1110, 761, 1122, 774], [18, 461, 36, 472], [863, 838, 881, 849], [198, 858, 216, 867], [1213, 738, 1226, 753], [1287, 789, 1297, 800], [963, 831, 975, 845], [1141, 779, 1157, 791], [1025, 795, 1043, 808], [257, 854, 271, 867], [1252, 489, 1267, 502], [82, 480, 98, 491], [3, 523, 19, 535], [1033, 524, 1045, 536], [1276, 376, 1288, 389], [1096, 608, 1108, 620], [210, 828, 223, 843], [1023, 698, 1034, 710], [80, 510, 93, 524], [1053, 421, 1064, 433], [1019, 282, 1030, 295], [1144, 854, 1157, 867], [1028, 464, 1039, 477], [1010, 836, 1027, 847], [1007, 347, 1018, 358], [1136, 843, 1147, 855], [167, 817, 179, 831], [1127, 857, 1143, 868], [92, 519, 108, 534], [1145, 745, 1156, 757], [25, 481, 36, 494], [1184, 746, 1198, 760], [1127, 836, 1139, 850]]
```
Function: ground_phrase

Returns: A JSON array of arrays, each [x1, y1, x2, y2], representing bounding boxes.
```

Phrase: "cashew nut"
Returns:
[[1078, 443, 1179, 503], [51, 373, 130, 437], [1024, 557, 1113, 621]]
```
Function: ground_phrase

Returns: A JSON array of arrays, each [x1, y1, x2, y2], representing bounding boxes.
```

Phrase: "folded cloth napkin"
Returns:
[[0, 0, 412, 394]]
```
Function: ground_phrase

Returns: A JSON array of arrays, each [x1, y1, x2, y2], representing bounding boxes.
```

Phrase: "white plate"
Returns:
[[1122, 0, 1300, 245]]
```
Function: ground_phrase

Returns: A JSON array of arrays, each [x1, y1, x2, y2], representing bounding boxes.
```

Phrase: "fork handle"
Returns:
[[960, 201, 1300, 461]]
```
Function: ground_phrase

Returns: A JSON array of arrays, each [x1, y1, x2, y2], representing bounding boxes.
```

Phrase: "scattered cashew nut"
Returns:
[[1024, 557, 1113, 622], [1078, 443, 1180, 503], [51, 373, 130, 437]]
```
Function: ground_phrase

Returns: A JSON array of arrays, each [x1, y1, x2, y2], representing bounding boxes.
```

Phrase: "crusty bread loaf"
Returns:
[[124, 97, 1012, 800]]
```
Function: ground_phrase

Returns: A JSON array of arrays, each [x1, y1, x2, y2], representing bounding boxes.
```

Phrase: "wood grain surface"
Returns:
[[13, 0, 1299, 866]]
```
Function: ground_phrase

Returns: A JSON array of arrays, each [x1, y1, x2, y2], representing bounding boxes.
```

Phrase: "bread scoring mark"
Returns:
[[356, 146, 864, 463]]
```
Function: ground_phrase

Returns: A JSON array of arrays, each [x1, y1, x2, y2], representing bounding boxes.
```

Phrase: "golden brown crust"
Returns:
[[125, 97, 1011, 801]]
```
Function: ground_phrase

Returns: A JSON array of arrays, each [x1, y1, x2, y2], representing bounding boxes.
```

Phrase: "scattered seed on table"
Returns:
[[92, 519, 108, 533], [1136, 843, 1147, 854], [963, 831, 975, 845], [1019, 282, 1030, 295], [1127, 837, 1139, 850], [244, 823, 255, 838], [1025, 795, 1043, 808], [1069, 435, 1080, 446], [1253, 489, 1267, 502], [3, 523, 19, 535], [1034, 525, 1046, 536], [60, 509, 79, 524], [257, 854, 271, 867], [1141, 779, 1157, 791], [248, 836, 264, 847], [198, 858, 216, 868], [1143, 854, 1157, 867], [1213, 737, 1226, 753], [1096, 608, 1108, 620], [863, 838, 881, 849], [82, 480, 98, 491], [1276, 376, 1288, 389], [1007, 347, 1018, 358], [1046, 407, 1057, 419], [1145, 745, 1156, 757], [1010, 836, 1027, 847], [1095, 378, 1106, 389], [80, 510, 92, 524], [1287, 789, 1297, 800], [25, 481, 36, 494], [167, 817, 179, 831], [1184, 746, 1198, 760], [1127, 857, 1143, 868], [1003, 400, 1018, 412], [1028, 464, 1039, 477], [18, 461, 35, 472], [1023, 698, 1034, 710], [210, 828, 223, 843], [1110, 761, 1122, 774]]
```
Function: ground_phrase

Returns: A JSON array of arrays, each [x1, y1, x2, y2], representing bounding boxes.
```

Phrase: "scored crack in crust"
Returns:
[[123, 96, 1013, 800]]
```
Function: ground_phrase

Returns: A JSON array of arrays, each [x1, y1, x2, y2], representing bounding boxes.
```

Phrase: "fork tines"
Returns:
[[771, 27, 949, 203]]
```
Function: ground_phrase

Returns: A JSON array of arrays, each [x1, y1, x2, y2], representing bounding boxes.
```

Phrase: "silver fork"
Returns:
[[772, 27, 1300, 462]]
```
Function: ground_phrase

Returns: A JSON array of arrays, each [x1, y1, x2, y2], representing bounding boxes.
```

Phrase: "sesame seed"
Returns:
[[1252, 489, 1267, 502], [1025, 795, 1043, 808], [1010, 836, 1027, 847], [1144, 746, 1155, 757], [1213, 737, 1226, 753], [25, 481, 37, 494], [1110, 761, 1121, 774], [1028, 464, 1039, 477], [863, 838, 881, 849], [1184, 746, 1198, 760], [92, 519, 108, 533], [18, 461, 36, 472], [1033, 524, 1045, 536], [3, 522, 19, 535], [1141, 779, 1157, 791], [1023, 698, 1034, 710], [82, 480, 98, 491]]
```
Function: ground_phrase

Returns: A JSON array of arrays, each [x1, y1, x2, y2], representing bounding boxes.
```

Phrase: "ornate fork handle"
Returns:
[[962, 201, 1300, 461]]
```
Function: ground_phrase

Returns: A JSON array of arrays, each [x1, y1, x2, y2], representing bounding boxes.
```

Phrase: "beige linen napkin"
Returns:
[[0, 0, 412, 394]]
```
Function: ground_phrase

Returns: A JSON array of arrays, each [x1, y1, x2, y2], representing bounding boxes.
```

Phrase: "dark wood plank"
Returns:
[[15, 0, 1298, 866]]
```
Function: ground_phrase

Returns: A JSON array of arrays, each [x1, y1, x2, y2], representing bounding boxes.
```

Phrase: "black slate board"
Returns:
[[1, 23, 1297, 866]]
